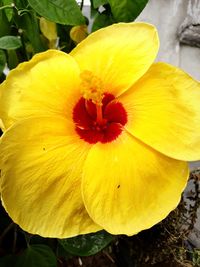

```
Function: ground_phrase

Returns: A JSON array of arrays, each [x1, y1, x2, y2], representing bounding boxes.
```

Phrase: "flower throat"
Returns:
[[73, 71, 127, 144]]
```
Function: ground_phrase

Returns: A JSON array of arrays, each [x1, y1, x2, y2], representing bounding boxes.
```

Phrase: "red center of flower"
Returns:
[[73, 93, 127, 144]]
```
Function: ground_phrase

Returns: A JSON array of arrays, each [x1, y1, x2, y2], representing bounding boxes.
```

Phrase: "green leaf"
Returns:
[[19, 11, 47, 53], [14, 0, 29, 9], [0, 5, 10, 37], [0, 49, 6, 74], [108, 0, 149, 22], [7, 49, 18, 69], [0, 35, 22, 49], [15, 244, 57, 267], [2, 0, 14, 21], [93, 0, 108, 8], [92, 11, 114, 32], [90, 3, 98, 18], [59, 230, 113, 256], [28, 0, 85, 25]]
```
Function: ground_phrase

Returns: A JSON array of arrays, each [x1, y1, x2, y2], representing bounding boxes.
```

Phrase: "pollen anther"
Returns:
[[80, 70, 104, 105]]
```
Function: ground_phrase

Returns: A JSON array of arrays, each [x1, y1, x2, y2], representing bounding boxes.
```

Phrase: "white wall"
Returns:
[[138, 0, 200, 79]]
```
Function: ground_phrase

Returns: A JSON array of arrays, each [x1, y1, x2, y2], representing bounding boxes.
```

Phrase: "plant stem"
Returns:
[[0, 5, 13, 11], [80, 0, 84, 10]]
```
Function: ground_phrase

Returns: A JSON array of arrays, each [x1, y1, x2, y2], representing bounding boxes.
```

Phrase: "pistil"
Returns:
[[96, 104, 103, 125], [80, 70, 109, 126]]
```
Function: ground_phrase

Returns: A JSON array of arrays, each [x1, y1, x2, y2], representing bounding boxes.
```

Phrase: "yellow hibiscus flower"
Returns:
[[0, 22, 200, 238]]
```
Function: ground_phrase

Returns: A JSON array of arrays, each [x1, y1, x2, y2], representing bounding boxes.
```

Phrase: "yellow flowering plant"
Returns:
[[0, 0, 200, 265], [0, 21, 200, 240]]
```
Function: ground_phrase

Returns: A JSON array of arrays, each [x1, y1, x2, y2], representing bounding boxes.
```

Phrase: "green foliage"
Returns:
[[7, 50, 19, 69], [2, 0, 14, 21], [0, 0, 151, 71], [91, 0, 149, 32], [192, 249, 200, 266], [0, 6, 10, 37], [92, 11, 114, 32], [93, 0, 108, 9], [0, 49, 6, 74], [28, 0, 85, 25], [107, 0, 149, 22], [91, 0, 149, 30], [15, 245, 57, 267], [59, 230, 113, 256], [0, 36, 22, 49], [15, 10, 47, 54]]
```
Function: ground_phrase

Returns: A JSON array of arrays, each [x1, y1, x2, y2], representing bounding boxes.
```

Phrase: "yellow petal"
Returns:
[[119, 62, 200, 161], [82, 131, 189, 235], [0, 116, 101, 238], [0, 50, 81, 130], [71, 22, 159, 96]]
